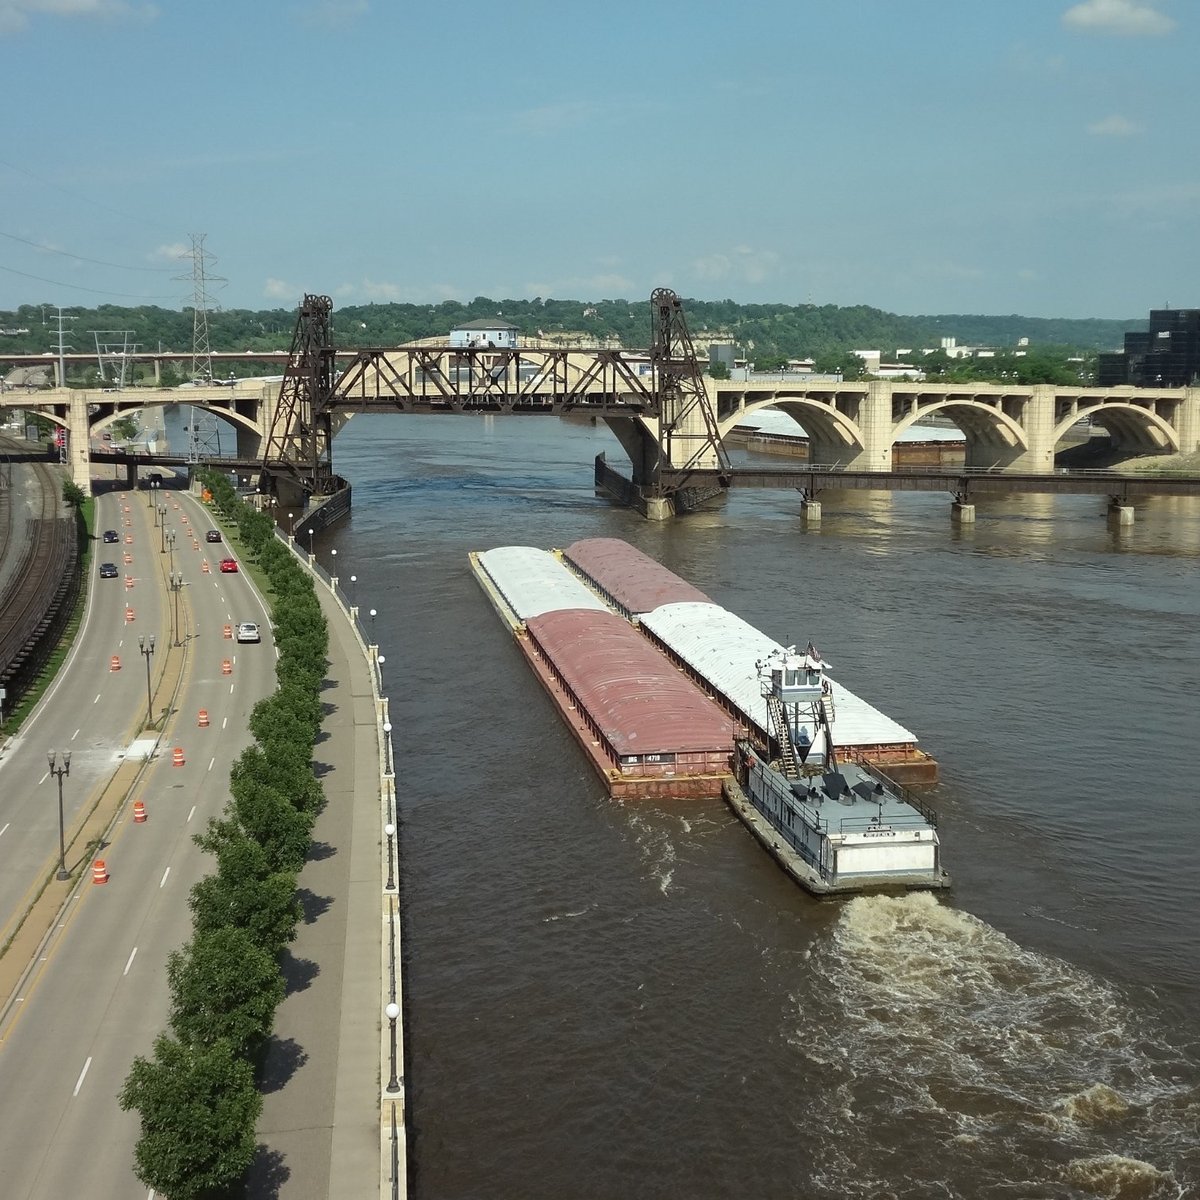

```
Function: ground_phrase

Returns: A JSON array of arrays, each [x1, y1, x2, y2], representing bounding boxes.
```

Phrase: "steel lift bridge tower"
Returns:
[[257, 288, 731, 514]]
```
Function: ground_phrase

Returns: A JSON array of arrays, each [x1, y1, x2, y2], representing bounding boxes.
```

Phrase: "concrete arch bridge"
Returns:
[[711, 377, 1200, 472]]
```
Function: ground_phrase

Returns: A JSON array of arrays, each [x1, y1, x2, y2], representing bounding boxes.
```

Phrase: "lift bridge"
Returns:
[[258, 288, 731, 513]]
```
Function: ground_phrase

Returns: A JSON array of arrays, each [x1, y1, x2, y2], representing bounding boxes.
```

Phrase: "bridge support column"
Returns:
[[952, 501, 976, 524], [1108, 499, 1135, 525], [1002, 384, 1057, 472], [800, 498, 822, 523], [65, 390, 93, 496]]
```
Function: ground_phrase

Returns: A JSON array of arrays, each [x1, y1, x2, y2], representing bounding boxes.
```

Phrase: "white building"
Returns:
[[449, 318, 520, 349]]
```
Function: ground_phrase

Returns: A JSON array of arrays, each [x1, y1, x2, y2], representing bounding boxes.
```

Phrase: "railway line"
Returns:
[[0, 439, 78, 715]]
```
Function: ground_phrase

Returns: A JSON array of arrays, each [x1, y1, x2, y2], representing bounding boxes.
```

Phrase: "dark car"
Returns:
[[102, 529, 119, 543], [219, 558, 238, 573], [99, 562, 118, 578], [205, 529, 222, 543]]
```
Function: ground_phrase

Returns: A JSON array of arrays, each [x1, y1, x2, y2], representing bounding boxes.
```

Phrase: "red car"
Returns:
[[219, 558, 238, 573]]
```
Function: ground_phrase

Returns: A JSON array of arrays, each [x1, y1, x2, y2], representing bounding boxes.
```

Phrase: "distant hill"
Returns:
[[0, 297, 1143, 361]]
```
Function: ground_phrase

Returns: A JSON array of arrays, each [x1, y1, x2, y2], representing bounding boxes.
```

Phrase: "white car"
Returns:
[[235, 622, 261, 643]]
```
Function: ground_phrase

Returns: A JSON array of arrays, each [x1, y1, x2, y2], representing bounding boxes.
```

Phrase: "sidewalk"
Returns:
[[248, 582, 392, 1198]]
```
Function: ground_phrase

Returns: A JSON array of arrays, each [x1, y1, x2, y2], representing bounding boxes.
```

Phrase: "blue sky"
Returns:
[[1, 0, 1195, 319]]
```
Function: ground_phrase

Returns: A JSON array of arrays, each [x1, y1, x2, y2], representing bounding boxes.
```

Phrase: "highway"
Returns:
[[0, 481, 280, 1198]]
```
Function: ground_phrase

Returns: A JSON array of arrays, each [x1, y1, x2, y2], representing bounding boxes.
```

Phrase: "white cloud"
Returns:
[[263, 278, 298, 301], [153, 242, 191, 261], [1087, 114, 1142, 136], [690, 247, 781, 286], [0, 0, 156, 36], [1062, 0, 1175, 36], [296, 0, 367, 29], [512, 101, 601, 137]]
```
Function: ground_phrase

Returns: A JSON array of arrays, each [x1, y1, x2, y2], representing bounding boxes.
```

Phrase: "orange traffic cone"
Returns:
[[222, 624, 232, 639], [125, 607, 135, 623], [202, 560, 210, 573], [110, 655, 121, 671], [92, 859, 108, 884], [124, 576, 134, 589], [221, 659, 232, 676], [133, 799, 147, 823], [172, 747, 185, 767], [198, 709, 210, 727]]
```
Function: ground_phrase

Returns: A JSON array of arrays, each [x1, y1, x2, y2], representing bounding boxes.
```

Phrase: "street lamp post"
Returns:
[[385, 822, 396, 891], [169, 571, 184, 646], [308, 526, 315, 559], [46, 750, 72, 881], [159, 509, 168, 554], [165, 529, 176, 570], [385, 1002, 401, 1093], [138, 633, 156, 727], [349, 574, 357, 604]]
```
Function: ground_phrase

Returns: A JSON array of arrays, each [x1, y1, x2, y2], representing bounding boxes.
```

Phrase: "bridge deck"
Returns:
[[720, 466, 1200, 499]]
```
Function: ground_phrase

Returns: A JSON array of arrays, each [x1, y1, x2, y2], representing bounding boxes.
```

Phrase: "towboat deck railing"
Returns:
[[845, 754, 940, 828], [740, 745, 834, 883]]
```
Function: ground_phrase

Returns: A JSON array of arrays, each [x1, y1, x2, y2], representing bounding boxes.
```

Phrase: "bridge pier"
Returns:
[[951, 500, 976, 524], [1108, 499, 1135, 525]]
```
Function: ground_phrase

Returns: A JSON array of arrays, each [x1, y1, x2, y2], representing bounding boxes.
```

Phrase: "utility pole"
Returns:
[[175, 234, 225, 385], [50, 308, 75, 388]]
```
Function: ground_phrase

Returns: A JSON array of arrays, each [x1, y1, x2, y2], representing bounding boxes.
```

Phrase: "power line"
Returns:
[[0, 230, 176, 273], [0, 263, 179, 301], [0, 156, 177, 237]]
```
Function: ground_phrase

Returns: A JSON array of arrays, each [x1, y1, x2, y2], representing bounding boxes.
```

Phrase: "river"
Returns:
[[194, 409, 1200, 1198]]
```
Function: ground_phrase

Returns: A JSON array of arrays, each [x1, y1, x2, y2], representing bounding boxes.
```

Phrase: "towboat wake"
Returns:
[[785, 893, 1196, 1199]]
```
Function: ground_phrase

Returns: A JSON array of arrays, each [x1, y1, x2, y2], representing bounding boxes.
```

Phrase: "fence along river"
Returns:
[[184, 407, 1200, 1198]]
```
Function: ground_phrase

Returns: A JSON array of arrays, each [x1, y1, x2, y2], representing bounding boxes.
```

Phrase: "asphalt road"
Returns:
[[0, 483, 279, 1198]]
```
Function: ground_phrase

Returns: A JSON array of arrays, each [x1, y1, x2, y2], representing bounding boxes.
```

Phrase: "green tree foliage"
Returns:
[[189, 834, 301, 952], [167, 928, 285, 1057], [62, 480, 85, 509], [120, 1034, 262, 1200]]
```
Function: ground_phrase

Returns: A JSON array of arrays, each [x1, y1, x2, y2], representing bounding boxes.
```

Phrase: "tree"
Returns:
[[120, 1034, 262, 1200], [62, 480, 85, 509], [167, 927, 285, 1056]]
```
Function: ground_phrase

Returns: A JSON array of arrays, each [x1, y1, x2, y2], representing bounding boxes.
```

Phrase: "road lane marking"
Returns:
[[72, 728, 80, 740], [38, 772, 48, 785], [229, 683, 235, 695], [160, 867, 170, 888], [124, 947, 138, 976], [187, 805, 196, 823], [0, 823, 9, 838], [94, 694, 101, 704], [73, 1057, 92, 1096], [222, 716, 228, 730], [208, 757, 215, 772]]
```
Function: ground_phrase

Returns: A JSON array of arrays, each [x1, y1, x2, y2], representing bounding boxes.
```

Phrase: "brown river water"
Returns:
[[200, 409, 1200, 1199]]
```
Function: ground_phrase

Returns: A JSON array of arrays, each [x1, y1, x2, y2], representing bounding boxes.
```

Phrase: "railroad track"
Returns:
[[0, 442, 77, 703]]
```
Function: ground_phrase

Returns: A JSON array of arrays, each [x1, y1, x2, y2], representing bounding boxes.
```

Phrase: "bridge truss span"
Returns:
[[331, 346, 659, 417]]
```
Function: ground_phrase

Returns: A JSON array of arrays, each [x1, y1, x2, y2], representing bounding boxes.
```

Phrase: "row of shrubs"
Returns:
[[120, 471, 329, 1199]]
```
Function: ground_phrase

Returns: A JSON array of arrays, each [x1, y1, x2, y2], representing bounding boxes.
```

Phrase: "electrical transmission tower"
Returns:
[[175, 234, 225, 384]]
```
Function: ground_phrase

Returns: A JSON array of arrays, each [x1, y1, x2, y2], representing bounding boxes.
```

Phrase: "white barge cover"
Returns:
[[640, 602, 918, 750], [475, 546, 609, 622]]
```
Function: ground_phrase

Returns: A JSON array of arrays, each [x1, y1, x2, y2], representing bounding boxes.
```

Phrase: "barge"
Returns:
[[727, 644, 948, 894], [470, 548, 738, 798], [561, 538, 937, 783]]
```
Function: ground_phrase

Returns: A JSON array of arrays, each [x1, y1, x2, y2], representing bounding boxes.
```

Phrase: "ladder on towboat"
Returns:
[[766, 694, 803, 780]]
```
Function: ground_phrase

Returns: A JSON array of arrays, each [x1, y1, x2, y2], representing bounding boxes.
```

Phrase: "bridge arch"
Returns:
[[893, 399, 1028, 467], [721, 395, 866, 465], [1051, 401, 1179, 456]]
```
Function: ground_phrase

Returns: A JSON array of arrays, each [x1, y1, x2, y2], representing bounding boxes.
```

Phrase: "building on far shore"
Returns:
[[449, 318, 520, 349], [1097, 309, 1200, 388]]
